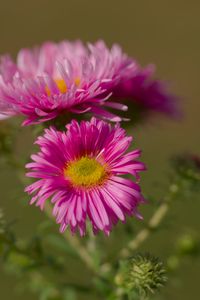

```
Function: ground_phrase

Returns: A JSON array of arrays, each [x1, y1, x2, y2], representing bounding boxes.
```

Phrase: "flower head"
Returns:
[[25, 118, 146, 235], [0, 41, 133, 125], [0, 40, 178, 125]]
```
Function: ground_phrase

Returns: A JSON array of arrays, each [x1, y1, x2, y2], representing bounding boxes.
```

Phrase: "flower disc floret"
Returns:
[[64, 156, 107, 188]]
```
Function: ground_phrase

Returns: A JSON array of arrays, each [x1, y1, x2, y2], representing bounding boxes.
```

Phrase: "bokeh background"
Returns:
[[0, 1, 199, 299]]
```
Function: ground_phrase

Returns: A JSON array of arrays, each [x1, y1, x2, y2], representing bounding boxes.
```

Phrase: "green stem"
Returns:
[[119, 182, 180, 258], [119, 201, 169, 258]]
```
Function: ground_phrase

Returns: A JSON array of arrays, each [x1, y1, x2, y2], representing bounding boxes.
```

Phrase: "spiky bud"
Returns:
[[115, 254, 167, 298]]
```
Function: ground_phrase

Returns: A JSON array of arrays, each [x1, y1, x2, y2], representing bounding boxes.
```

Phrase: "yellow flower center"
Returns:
[[74, 77, 81, 87], [64, 156, 106, 188], [45, 77, 80, 96], [54, 79, 68, 94]]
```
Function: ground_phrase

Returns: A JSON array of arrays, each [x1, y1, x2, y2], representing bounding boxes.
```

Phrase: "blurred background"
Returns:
[[0, 0, 199, 299]]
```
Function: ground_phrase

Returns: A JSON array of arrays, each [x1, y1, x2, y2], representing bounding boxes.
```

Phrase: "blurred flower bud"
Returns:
[[115, 254, 167, 297], [0, 209, 5, 234], [172, 154, 200, 183], [0, 209, 5, 254], [176, 233, 200, 256]]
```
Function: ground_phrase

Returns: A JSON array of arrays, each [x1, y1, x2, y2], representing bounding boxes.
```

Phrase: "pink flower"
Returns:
[[25, 118, 146, 235], [112, 64, 179, 117], [0, 41, 133, 125], [0, 40, 178, 125]]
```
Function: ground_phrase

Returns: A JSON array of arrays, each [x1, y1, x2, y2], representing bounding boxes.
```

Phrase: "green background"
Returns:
[[0, 0, 199, 299]]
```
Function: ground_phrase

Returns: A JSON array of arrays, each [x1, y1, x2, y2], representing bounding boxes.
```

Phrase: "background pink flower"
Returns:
[[112, 64, 179, 117], [0, 41, 133, 125], [0, 40, 178, 125]]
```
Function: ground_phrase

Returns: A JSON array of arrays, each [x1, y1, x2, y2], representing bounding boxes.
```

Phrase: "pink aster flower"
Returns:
[[0, 40, 178, 125], [0, 41, 133, 125], [25, 118, 146, 236], [112, 64, 179, 117]]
